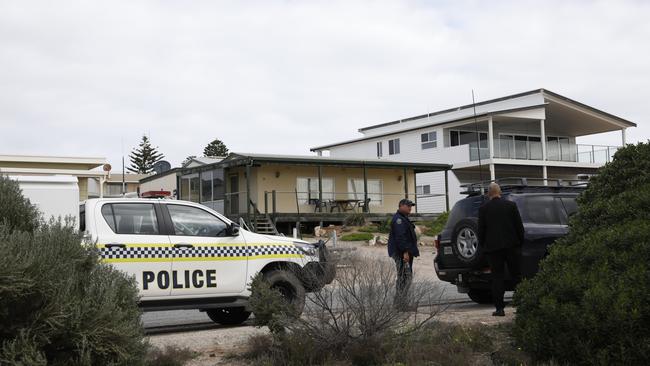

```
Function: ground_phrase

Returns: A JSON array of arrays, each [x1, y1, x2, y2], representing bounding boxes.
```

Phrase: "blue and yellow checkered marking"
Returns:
[[98, 243, 303, 263]]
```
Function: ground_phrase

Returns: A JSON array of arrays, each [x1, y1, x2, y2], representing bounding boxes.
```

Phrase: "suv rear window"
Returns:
[[101, 203, 159, 235]]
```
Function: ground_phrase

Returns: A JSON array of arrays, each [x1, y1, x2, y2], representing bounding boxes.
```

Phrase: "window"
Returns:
[[416, 185, 431, 195], [79, 204, 85, 232], [348, 179, 383, 206], [104, 183, 123, 196], [296, 177, 335, 204], [376, 141, 383, 157], [559, 197, 578, 220], [212, 169, 225, 200], [179, 174, 200, 202], [388, 138, 400, 155], [519, 196, 563, 225], [167, 204, 228, 237], [101, 203, 159, 235], [450, 130, 487, 148], [421, 132, 437, 149], [201, 170, 213, 202]]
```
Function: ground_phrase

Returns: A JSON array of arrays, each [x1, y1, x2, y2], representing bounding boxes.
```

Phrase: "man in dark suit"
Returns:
[[387, 199, 419, 307], [478, 182, 525, 316]]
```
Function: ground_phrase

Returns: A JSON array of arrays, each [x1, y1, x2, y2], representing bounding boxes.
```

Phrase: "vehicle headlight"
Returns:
[[293, 242, 318, 256]]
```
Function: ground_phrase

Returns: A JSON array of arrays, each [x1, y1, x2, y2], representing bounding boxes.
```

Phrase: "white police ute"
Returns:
[[80, 198, 334, 325]]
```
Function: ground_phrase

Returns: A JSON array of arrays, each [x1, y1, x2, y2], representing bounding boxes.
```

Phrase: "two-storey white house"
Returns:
[[311, 89, 636, 212]]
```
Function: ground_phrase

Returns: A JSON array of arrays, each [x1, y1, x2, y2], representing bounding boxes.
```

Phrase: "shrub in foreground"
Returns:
[[0, 175, 40, 233], [0, 222, 147, 365], [246, 256, 446, 365], [242, 322, 529, 366], [514, 142, 650, 365]]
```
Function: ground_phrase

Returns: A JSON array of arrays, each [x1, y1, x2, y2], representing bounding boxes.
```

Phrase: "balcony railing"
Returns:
[[468, 138, 619, 164]]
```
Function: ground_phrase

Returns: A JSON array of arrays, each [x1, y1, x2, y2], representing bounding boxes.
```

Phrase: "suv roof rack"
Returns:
[[460, 177, 589, 196]]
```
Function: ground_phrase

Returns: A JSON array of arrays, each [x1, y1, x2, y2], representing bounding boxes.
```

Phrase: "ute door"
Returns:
[[163, 203, 248, 296], [97, 202, 172, 298]]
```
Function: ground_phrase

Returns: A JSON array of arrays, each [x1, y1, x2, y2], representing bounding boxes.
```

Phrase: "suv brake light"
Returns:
[[434, 235, 440, 250]]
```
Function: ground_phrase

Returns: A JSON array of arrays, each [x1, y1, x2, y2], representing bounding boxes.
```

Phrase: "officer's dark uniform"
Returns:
[[387, 201, 419, 304]]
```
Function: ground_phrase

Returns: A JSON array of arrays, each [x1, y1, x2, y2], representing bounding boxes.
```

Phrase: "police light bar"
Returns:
[[141, 190, 172, 198]]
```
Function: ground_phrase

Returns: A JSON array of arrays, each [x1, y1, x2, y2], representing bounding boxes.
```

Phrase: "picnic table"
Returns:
[[329, 199, 362, 212]]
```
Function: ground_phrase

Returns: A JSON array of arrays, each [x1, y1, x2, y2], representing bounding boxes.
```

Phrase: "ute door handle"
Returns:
[[105, 243, 126, 249], [174, 243, 194, 248]]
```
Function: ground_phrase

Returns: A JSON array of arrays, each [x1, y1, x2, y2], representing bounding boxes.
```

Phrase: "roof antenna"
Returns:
[[471, 90, 485, 189]]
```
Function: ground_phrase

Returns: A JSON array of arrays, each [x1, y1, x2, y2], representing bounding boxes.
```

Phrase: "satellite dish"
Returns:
[[103, 163, 112, 172], [153, 160, 171, 175]]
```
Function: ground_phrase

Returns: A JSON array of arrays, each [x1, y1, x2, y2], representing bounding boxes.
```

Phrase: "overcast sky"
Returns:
[[1, 0, 648, 168]]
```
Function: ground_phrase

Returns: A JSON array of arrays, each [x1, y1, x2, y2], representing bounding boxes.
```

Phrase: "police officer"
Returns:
[[387, 198, 419, 307]]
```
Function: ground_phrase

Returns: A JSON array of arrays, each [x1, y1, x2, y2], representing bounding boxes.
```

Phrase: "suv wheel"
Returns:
[[264, 269, 306, 316], [467, 289, 493, 304], [452, 219, 482, 266], [206, 307, 251, 325]]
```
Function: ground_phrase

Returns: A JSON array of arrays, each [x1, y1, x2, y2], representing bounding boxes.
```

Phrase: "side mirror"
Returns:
[[227, 223, 240, 236]]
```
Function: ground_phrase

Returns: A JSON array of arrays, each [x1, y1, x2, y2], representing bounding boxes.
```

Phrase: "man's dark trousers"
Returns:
[[393, 254, 413, 305], [486, 248, 521, 310]]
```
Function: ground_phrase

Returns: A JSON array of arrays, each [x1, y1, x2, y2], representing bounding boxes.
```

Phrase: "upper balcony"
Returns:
[[468, 138, 620, 164]]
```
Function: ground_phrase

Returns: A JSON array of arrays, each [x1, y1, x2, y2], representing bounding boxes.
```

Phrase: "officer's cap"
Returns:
[[398, 199, 416, 207]]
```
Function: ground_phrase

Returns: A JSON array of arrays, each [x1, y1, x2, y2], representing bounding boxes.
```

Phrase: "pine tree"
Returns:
[[203, 138, 229, 157], [128, 135, 164, 174]]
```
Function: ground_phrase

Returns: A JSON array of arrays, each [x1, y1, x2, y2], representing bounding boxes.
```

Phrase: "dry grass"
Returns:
[[145, 345, 197, 366]]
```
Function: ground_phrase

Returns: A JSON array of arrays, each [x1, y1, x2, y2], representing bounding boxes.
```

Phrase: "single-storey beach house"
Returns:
[[141, 153, 450, 234]]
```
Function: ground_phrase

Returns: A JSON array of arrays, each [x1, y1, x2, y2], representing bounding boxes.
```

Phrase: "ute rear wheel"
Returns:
[[467, 289, 493, 304], [206, 307, 251, 325]]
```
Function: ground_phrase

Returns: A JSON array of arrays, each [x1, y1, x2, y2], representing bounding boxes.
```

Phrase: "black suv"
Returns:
[[434, 178, 584, 304]]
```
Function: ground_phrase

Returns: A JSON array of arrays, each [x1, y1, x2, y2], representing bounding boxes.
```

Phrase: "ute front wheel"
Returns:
[[206, 307, 251, 325]]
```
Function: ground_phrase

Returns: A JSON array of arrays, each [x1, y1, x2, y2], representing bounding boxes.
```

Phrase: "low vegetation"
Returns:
[[145, 346, 197, 366], [245, 255, 452, 365], [514, 142, 650, 365], [339, 232, 374, 241], [421, 211, 449, 236], [0, 176, 149, 365], [241, 321, 536, 365]]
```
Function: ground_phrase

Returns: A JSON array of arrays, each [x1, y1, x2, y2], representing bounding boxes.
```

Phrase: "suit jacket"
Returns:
[[478, 197, 525, 253], [387, 211, 419, 258]]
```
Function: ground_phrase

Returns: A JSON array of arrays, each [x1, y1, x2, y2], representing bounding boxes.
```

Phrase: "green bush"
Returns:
[[514, 142, 650, 365], [357, 225, 379, 233], [377, 218, 391, 233], [0, 182, 147, 365], [248, 273, 296, 334], [422, 211, 449, 236], [0, 175, 40, 233], [340, 232, 374, 241]]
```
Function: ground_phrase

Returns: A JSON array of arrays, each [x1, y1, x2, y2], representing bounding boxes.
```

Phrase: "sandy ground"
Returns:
[[148, 241, 514, 365]]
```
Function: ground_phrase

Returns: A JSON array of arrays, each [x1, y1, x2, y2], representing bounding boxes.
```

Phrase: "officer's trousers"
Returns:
[[393, 254, 413, 307]]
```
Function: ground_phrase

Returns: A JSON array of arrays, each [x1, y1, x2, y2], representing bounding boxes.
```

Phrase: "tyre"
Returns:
[[206, 307, 251, 325], [263, 269, 306, 316], [467, 289, 493, 304], [451, 219, 483, 267]]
